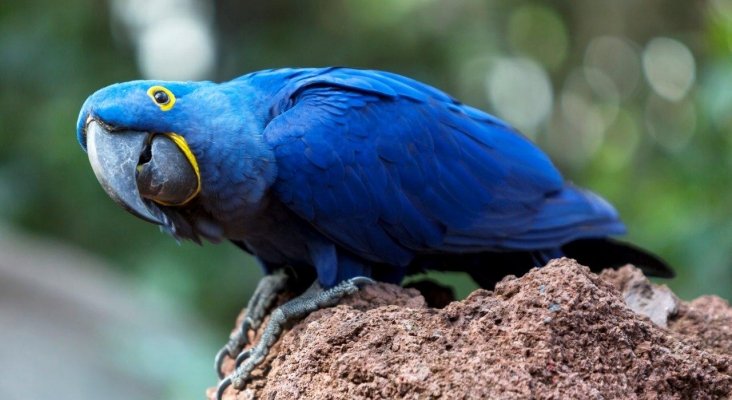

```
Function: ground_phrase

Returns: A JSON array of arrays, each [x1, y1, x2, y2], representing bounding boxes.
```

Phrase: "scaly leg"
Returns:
[[216, 276, 374, 399], [213, 269, 290, 378]]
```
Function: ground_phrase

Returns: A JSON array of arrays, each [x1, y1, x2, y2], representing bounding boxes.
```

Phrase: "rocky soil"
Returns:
[[210, 258, 732, 399]]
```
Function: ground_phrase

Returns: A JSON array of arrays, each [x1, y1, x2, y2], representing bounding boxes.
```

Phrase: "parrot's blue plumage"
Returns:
[[77, 67, 671, 289]]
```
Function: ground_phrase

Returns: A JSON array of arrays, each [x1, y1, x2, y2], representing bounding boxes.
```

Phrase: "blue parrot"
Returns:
[[76, 67, 671, 397]]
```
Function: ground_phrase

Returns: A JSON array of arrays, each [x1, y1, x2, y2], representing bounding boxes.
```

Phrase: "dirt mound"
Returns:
[[210, 258, 732, 399]]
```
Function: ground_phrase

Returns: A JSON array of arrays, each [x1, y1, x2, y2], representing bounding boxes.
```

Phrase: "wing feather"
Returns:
[[263, 69, 624, 265]]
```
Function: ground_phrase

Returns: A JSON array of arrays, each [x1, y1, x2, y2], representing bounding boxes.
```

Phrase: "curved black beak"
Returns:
[[86, 120, 164, 224]]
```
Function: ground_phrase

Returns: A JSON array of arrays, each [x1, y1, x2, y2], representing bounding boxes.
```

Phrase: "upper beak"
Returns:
[[85, 120, 201, 225], [86, 120, 165, 224]]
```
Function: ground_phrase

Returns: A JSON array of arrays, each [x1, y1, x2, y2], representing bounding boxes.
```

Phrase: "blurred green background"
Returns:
[[1, 0, 731, 399]]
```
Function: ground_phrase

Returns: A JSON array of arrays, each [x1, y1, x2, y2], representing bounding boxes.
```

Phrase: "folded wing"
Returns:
[[263, 68, 625, 266]]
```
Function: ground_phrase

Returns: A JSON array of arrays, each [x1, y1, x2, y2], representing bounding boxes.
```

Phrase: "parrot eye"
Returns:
[[147, 85, 176, 111], [153, 90, 169, 105]]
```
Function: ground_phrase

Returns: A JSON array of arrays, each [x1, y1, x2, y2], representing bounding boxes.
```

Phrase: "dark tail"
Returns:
[[560, 238, 674, 278], [411, 238, 673, 289]]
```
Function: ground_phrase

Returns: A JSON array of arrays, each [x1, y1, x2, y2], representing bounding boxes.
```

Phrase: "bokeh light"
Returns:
[[584, 36, 642, 100], [486, 57, 553, 135], [507, 4, 569, 71], [596, 109, 641, 171], [111, 0, 216, 80], [642, 37, 696, 102], [645, 95, 697, 152], [549, 69, 610, 167]]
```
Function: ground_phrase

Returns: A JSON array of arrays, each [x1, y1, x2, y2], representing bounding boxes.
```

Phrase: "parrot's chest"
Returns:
[[209, 198, 322, 267]]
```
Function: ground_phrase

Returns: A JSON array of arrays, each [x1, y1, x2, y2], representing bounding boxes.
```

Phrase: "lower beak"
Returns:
[[86, 120, 165, 224]]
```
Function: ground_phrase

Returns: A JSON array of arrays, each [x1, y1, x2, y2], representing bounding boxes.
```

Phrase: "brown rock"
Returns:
[[211, 258, 732, 399], [601, 265, 679, 327], [670, 296, 732, 357]]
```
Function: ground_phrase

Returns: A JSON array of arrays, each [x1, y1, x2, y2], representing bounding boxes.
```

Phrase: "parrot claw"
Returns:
[[214, 270, 290, 378], [214, 347, 228, 379], [235, 349, 252, 368], [214, 322, 251, 378], [214, 345, 234, 380], [215, 376, 232, 400], [348, 276, 376, 288], [219, 276, 374, 393]]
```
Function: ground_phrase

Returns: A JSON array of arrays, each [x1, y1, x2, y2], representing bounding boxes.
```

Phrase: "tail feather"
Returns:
[[560, 238, 674, 278], [411, 238, 673, 289]]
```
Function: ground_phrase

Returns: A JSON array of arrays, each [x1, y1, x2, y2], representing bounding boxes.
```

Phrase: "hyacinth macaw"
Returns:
[[76, 67, 672, 397]]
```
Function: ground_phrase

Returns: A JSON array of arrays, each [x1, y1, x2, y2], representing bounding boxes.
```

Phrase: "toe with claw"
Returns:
[[215, 276, 374, 398], [213, 270, 290, 378]]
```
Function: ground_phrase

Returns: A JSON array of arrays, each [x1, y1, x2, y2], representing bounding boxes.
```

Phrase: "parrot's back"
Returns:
[[245, 68, 672, 284]]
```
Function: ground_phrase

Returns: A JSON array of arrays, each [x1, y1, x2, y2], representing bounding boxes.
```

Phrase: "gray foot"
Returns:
[[214, 270, 290, 378], [216, 276, 374, 399]]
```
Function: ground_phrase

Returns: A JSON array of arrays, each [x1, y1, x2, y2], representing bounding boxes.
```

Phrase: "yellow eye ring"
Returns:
[[147, 86, 176, 111]]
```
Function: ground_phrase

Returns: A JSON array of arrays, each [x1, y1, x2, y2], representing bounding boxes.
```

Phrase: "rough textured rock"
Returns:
[[600, 265, 678, 328], [210, 258, 732, 399]]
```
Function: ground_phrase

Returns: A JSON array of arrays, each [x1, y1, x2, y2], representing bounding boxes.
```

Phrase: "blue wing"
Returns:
[[262, 68, 625, 267]]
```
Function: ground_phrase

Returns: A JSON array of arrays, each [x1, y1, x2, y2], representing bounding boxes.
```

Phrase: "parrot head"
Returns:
[[76, 80, 276, 235], [77, 81, 210, 225]]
